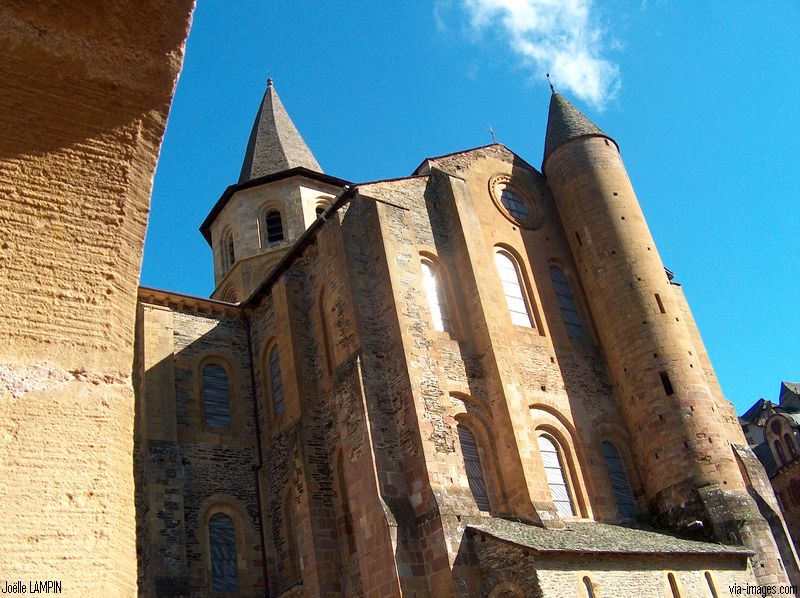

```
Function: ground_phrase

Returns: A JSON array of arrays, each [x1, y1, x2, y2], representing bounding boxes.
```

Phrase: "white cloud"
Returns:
[[458, 0, 620, 109]]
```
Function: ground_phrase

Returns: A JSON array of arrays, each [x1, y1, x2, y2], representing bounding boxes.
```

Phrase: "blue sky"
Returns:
[[142, 1, 799, 415]]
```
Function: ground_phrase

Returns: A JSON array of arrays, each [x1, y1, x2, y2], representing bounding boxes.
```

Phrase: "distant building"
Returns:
[[740, 382, 800, 547], [133, 80, 799, 596]]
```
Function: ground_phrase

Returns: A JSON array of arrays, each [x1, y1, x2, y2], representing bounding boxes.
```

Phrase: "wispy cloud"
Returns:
[[455, 0, 620, 109]]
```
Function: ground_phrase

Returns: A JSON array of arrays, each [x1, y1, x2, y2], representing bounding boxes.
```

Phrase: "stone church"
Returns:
[[133, 80, 799, 597]]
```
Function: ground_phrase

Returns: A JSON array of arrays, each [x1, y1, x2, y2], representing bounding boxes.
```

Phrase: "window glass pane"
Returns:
[[203, 364, 231, 428], [458, 425, 490, 511], [549, 266, 586, 338], [421, 262, 450, 332], [270, 347, 285, 417], [600, 441, 636, 517], [209, 513, 239, 592], [500, 188, 528, 221], [537, 435, 574, 516], [494, 252, 533, 328], [266, 211, 284, 242]]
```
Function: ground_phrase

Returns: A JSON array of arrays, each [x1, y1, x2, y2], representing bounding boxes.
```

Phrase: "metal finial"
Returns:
[[489, 126, 497, 144], [267, 77, 274, 88], [546, 73, 555, 93]]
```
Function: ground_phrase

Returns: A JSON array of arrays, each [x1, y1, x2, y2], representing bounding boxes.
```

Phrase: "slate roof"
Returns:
[[467, 518, 751, 557], [238, 79, 322, 183], [753, 441, 779, 477], [740, 398, 771, 425], [543, 92, 615, 166], [780, 382, 800, 410]]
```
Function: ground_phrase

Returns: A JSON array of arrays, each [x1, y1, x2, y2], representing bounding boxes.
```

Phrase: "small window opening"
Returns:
[[575, 231, 582, 246], [316, 205, 326, 217], [785, 433, 797, 458], [775, 440, 787, 466], [660, 371, 674, 396], [655, 293, 666, 314], [265, 210, 284, 243]]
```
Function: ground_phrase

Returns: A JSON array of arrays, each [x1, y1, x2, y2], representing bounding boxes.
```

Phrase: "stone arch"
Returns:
[[493, 243, 545, 332], [529, 407, 592, 518], [196, 352, 238, 431]]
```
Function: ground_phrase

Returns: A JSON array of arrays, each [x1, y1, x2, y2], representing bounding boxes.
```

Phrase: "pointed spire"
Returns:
[[543, 91, 615, 166], [238, 79, 322, 183]]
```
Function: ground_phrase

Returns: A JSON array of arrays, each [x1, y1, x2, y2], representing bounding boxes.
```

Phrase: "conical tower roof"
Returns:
[[238, 79, 322, 183], [543, 92, 614, 165]]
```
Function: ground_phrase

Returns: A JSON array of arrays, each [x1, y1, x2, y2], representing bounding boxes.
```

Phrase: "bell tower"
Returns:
[[200, 79, 345, 302], [542, 90, 794, 587]]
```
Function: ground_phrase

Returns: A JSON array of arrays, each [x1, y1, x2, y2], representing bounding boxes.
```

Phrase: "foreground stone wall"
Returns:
[[0, 2, 193, 595]]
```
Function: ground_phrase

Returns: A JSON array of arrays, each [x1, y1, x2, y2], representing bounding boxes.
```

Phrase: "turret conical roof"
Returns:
[[543, 92, 614, 165], [238, 79, 322, 183]]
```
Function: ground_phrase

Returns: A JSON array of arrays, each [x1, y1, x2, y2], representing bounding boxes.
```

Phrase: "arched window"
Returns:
[[582, 576, 595, 598], [549, 266, 586, 338], [265, 210, 284, 243], [202, 364, 231, 428], [600, 441, 636, 518], [537, 435, 574, 517], [209, 513, 239, 592], [335, 452, 355, 555], [667, 573, 681, 597], [785, 433, 797, 458], [269, 346, 285, 417], [221, 233, 235, 274], [458, 425, 490, 511], [494, 250, 533, 328], [421, 260, 451, 333], [776, 439, 787, 466], [705, 572, 718, 598]]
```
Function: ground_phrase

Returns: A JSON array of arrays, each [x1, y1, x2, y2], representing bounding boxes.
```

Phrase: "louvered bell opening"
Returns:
[[203, 364, 232, 428], [600, 442, 636, 518], [266, 211, 284, 243], [209, 513, 239, 592], [458, 425, 490, 511]]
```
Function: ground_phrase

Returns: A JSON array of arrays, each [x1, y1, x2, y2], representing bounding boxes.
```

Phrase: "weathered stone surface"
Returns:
[[0, 2, 193, 595]]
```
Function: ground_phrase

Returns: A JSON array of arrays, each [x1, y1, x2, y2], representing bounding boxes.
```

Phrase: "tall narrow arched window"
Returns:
[[221, 233, 235, 274], [494, 250, 533, 328], [202, 364, 231, 428], [421, 260, 451, 333], [549, 266, 586, 338], [785, 433, 797, 458], [209, 513, 239, 592], [582, 576, 596, 598], [600, 441, 636, 518], [776, 439, 787, 466], [269, 346, 285, 417], [537, 435, 574, 517], [265, 210, 284, 243], [458, 425, 490, 511], [319, 287, 334, 374]]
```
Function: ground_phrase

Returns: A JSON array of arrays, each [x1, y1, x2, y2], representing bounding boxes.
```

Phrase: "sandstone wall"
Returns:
[[0, 3, 193, 594]]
